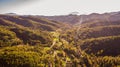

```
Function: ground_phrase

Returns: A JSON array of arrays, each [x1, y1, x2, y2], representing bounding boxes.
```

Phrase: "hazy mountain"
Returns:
[[40, 11, 120, 24]]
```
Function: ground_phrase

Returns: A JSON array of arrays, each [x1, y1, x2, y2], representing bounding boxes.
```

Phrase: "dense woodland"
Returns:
[[0, 12, 120, 67]]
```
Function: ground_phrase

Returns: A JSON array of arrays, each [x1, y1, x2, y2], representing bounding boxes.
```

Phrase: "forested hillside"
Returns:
[[0, 12, 120, 67]]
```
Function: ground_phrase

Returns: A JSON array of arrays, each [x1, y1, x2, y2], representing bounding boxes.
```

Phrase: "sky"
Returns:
[[0, 0, 120, 16]]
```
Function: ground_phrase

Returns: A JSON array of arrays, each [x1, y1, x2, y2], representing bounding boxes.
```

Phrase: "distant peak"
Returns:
[[5, 13, 17, 15], [90, 13, 100, 16], [69, 12, 79, 15]]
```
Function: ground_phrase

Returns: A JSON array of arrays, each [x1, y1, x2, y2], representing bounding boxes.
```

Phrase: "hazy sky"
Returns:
[[0, 0, 120, 16]]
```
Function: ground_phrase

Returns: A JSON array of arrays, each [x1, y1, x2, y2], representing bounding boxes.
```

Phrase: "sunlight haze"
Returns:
[[0, 0, 120, 15]]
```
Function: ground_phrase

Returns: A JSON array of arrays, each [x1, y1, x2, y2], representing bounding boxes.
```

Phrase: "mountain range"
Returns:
[[0, 11, 120, 67]]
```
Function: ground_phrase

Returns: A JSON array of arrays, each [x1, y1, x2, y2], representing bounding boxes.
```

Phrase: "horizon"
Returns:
[[0, 0, 120, 16], [0, 11, 119, 16]]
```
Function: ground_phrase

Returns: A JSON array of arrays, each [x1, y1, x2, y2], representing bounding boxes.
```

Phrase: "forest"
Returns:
[[0, 12, 120, 67]]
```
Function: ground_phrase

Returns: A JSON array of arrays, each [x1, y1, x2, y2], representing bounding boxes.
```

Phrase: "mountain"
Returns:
[[0, 14, 70, 46], [40, 15, 80, 24], [0, 11, 120, 67], [0, 14, 69, 31], [66, 11, 120, 56], [47, 11, 120, 56], [79, 12, 120, 56], [40, 11, 120, 24]]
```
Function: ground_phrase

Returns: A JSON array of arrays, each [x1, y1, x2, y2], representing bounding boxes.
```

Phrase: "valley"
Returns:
[[0, 11, 120, 67]]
